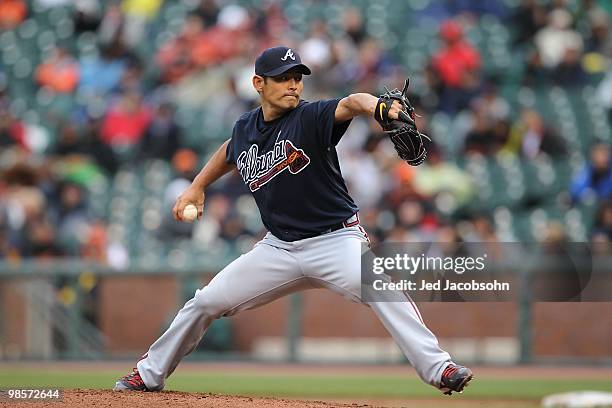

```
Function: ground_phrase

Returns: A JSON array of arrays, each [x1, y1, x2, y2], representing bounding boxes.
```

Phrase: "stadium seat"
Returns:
[[464, 155, 494, 210], [493, 206, 518, 241]]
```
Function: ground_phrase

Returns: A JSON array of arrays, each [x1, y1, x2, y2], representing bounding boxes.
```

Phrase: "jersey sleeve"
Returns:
[[302, 99, 352, 148]]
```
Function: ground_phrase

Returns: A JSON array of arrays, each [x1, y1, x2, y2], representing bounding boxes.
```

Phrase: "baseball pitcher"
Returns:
[[114, 46, 473, 396]]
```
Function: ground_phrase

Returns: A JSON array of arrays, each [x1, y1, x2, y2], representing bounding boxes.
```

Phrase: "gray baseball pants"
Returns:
[[137, 225, 451, 390]]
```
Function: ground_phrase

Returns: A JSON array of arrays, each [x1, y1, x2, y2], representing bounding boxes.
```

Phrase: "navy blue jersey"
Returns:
[[226, 98, 359, 242]]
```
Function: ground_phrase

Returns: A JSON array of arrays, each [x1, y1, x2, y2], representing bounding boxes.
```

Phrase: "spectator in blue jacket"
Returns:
[[570, 142, 612, 203]]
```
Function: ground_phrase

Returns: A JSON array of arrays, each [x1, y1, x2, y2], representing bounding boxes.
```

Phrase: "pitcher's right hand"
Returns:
[[173, 187, 205, 221]]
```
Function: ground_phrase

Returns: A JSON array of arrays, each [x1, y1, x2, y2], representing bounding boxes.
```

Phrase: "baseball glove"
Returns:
[[374, 79, 430, 166]]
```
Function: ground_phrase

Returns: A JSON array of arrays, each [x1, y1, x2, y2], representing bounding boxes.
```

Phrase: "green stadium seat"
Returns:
[[564, 207, 588, 241], [401, 48, 428, 74], [552, 160, 573, 192], [87, 175, 111, 219], [493, 206, 517, 241], [17, 18, 39, 40], [429, 112, 454, 157], [528, 208, 550, 242], [582, 87, 612, 142], [143, 159, 172, 194], [463, 155, 494, 210], [496, 155, 526, 206], [513, 211, 533, 242], [522, 158, 546, 199]]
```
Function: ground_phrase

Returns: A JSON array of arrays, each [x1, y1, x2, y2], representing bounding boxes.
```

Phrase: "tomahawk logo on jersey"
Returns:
[[237, 140, 311, 192]]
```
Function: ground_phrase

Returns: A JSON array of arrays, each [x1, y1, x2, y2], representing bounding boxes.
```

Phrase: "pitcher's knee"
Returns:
[[327, 274, 362, 302], [190, 286, 228, 318]]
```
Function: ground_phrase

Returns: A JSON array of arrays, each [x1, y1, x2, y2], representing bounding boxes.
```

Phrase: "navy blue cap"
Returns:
[[255, 46, 311, 77]]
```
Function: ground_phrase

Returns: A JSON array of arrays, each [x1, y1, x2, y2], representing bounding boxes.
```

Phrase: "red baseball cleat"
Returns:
[[439, 363, 474, 395], [113, 367, 149, 391]]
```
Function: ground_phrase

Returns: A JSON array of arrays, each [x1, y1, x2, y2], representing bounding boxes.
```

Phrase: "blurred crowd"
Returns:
[[1, 0, 612, 267]]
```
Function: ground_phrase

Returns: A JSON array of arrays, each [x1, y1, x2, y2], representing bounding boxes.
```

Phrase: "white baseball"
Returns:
[[182, 204, 198, 222]]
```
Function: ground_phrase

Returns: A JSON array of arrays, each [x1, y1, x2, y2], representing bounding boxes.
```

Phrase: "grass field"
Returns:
[[3, 370, 612, 399], [1, 363, 612, 407]]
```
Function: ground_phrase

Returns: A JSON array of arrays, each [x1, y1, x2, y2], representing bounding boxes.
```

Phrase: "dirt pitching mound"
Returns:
[[5, 389, 378, 408]]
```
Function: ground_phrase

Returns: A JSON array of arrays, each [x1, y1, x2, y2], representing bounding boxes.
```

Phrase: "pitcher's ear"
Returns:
[[253, 75, 264, 94]]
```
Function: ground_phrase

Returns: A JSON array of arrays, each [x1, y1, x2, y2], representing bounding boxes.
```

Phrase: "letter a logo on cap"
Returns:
[[281, 49, 296, 61]]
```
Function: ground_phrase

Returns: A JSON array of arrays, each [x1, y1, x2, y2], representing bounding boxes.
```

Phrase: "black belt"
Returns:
[[324, 213, 360, 234]]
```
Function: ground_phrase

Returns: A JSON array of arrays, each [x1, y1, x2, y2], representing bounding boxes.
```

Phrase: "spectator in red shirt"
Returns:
[[156, 9, 250, 84], [100, 92, 151, 147], [431, 20, 482, 112], [0, 0, 27, 30], [0, 109, 26, 151], [156, 14, 205, 83]]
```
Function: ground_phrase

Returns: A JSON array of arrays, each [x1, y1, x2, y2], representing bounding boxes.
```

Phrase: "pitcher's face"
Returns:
[[254, 70, 304, 112]]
